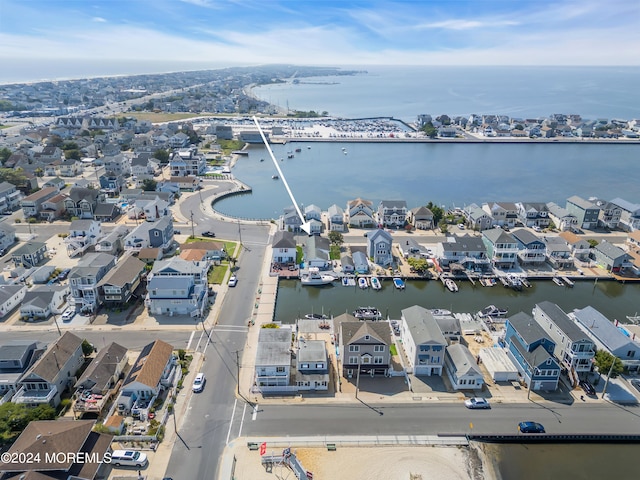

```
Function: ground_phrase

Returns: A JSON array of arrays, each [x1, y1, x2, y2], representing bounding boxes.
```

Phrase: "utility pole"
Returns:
[[190, 210, 195, 238], [237, 219, 243, 247], [235, 350, 241, 396], [601, 359, 616, 399], [355, 357, 361, 400], [53, 314, 62, 337]]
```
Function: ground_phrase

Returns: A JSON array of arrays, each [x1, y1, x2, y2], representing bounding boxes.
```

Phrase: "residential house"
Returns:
[[571, 306, 640, 372], [12, 332, 84, 407], [0, 419, 112, 480], [93, 202, 121, 222], [281, 206, 303, 233], [463, 203, 494, 231], [400, 305, 447, 376], [0, 181, 22, 213], [377, 200, 407, 228], [511, 229, 546, 265], [88, 117, 118, 130], [327, 204, 345, 232], [74, 342, 128, 416], [516, 202, 551, 228], [0, 223, 16, 252], [64, 187, 102, 219], [366, 228, 393, 266], [123, 216, 174, 252], [102, 153, 130, 176], [566, 195, 600, 229], [137, 247, 163, 264], [610, 197, 640, 232], [69, 253, 117, 313], [543, 236, 574, 270], [407, 206, 434, 230], [272, 230, 297, 265], [134, 195, 170, 222], [295, 335, 329, 391], [169, 147, 206, 176], [20, 285, 68, 320], [558, 231, 592, 262], [32, 145, 63, 163], [180, 241, 226, 263], [99, 173, 126, 196], [347, 198, 376, 228], [303, 235, 331, 269], [533, 301, 595, 374], [592, 241, 630, 273], [437, 234, 490, 272], [98, 254, 146, 307], [131, 153, 156, 177], [0, 284, 27, 318], [39, 192, 67, 221], [340, 254, 354, 273], [145, 257, 208, 317], [167, 175, 198, 191], [168, 132, 190, 149], [503, 311, 561, 392], [254, 327, 293, 391], [547, 202, 578, 231], [352, 250, 369, 274], [482, 202, 519, 228], [0, 341, 42, 404], [119, 340, 176, 414], [95, 225, 128, 255], [304, 204, 322, 222], [11, 242, 48, 268], [591, 199, 622, 229], [482, 228, 519, 269], [337, 317, 392, 377], [58, 158, 83, 177], [20, 186, 58, 218], [42, 176, 66, 192], [400, 238, 427, 259], [65, 219, 101, 257], [444, 343, 484, 390]]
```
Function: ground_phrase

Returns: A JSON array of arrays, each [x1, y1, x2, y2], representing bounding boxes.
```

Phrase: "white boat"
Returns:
[[370, 276, 382, 290], [478, 305, 509, 318], [358, 277, 369, 289], [305, 313, 328, 320], [431, 309, 452, 316], [300, 267, 335, 286], [444, 279, 458, 292], [393, 277, 405, 290], [552, 276, 565, 286], [353, 307, 382, 320]]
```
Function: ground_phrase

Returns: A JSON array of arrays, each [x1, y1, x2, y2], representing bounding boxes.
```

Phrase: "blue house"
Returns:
[[366, 229, 393, 266], [504, 311, 561, 391], [352, 251, 369, 274]]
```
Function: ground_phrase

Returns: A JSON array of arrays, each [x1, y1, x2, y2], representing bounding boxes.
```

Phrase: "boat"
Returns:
[[272, 175, 279, 179], [287, 153, 294, 158], [562, 276, 575, 287], [300, 267, 335, 286], [307, 146, 311, 149], [552, 276, 565, 286], [304, 313, 328, 320], [295, 148, 302, 152], [393, 277, 405, 290], [627, 314, 640, 324], [260, 158, 264, 162], [478, 305, 509, 318], [371, 276, 382, 290], [444, 278, 458, 292], [353, 307, 382, 320], [521, 277, 532, 288], [507, 275, 523, 291], [358, 277, 369, 289], [431, 309, 452, 316], [341, 276, 356, 287], [342, 277, 350, 287]]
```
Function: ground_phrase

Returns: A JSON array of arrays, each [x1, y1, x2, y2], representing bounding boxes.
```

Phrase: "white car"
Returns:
[[532, 225, 542, 232], [228, 275, 238, 287], [61, 308, 75, 322], [192, 373, 205, 393], [464, 397, 491, 409]]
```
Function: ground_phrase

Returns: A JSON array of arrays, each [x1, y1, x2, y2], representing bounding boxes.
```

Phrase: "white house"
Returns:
[[254, 327, 292, 391], [272, 231, 297, 265], [0, 284, 27, 318], [20, 285, 68, 320], [400, 305, 447, 376], [444, 343, 484, 390]]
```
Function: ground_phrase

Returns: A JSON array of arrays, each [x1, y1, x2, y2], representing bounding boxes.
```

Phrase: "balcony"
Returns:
[[13, 385, 57, 404]]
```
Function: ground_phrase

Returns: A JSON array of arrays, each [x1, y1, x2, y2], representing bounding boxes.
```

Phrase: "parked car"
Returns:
[[518, 421, 545, 433], [192, 373, 206, 393], [174, 229, 181, 235], [464, 397, 490, 409], [228, 275, 238, 287], [532, 225, 542, 232], [57, 268, 71, 281], [579, 379, 596, 396], [631, 379, 640, 393], [110, 450, 148, 468], [61, 308, 75, 322], [202, 231, 216, 237]]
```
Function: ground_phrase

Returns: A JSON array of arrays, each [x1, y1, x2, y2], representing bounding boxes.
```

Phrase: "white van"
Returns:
[[110, 450, 148, 468]]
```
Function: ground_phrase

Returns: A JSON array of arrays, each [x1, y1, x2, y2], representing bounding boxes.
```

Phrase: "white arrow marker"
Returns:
[[253, 116, 311, 235]]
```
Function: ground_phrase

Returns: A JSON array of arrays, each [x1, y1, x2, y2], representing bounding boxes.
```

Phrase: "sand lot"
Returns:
[[229, 444, 489, 480]]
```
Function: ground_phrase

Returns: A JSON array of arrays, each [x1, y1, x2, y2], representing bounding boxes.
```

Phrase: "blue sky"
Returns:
[[1, 0, 638, 70]]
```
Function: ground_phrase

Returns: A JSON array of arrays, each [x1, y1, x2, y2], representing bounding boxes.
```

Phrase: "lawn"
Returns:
[[329, 245, 341, 260], [208, 264, 228, 284], [390, 344, 398, 356]]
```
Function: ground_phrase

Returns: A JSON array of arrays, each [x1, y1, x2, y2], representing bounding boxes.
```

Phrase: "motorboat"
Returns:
[[393, 277, 405, 290], [304, 313, 328, 320], [358, 277, 369, 289], [272, 175, 279, 179], [430, 309, 452, 316], [478, 305, 509, 318], [552, 276, 565, 287], [353, 307, 382, 320], [300, 267, 335, 286], [371, 276, 382, 290], [444, 278, 458, 292], [295, 148, 302, 152]]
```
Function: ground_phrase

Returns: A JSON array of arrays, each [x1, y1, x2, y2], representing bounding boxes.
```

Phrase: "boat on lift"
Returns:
[[370, 276, 382, 290], [393, 277, 405, 290], [353, 307, 382, 320], [552, 276, 565, 287], [358, 277, 369, 289], [444, 278, 458, 292], [300, 267, 335, 286], [478, 305, 509, 318]]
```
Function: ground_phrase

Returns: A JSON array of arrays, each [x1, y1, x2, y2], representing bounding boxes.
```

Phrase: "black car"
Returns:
[[580, 379, 596, 396], [202, 231, 216, 237], [518, 421, 545, 434]]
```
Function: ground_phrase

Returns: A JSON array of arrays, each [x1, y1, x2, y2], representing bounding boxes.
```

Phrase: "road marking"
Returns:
[[194, 330, 206, 351], [202, 329, 213, 354], [225, 398, 238, 445], [252, 404, 259, 421], [238, 402, 247, 437], [212, 325, 249, 333], [186, 331, 195, 350]]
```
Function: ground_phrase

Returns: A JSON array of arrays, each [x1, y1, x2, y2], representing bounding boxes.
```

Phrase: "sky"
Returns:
[[1, 0, 639, 78]]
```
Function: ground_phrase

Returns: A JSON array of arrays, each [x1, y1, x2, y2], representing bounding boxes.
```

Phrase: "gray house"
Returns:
[[272, 230, 297, 264], [511, 228, 546, 264], [566, 195, 600, 229], [377, 200, 407, 228], [338, 317, 392, 377], [145, 257, 208, 316], [12, 241, 48, 268], [69, 253, 117, 313], [444, 343, 484, 390], [464, 203, 493, 231], [366, 228, 393, 266], [97, 254, 146, 307], [255, 327, 292, 390], [123, 216, 174, 252], [592, 241, 630, 273], [352, 250, 369, 273], [400, 305, 447, 376], [0, 341, 42, 404], [303, 235, 331, 269]]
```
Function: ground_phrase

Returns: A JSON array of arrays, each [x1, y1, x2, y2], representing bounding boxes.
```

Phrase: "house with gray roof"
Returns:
[[340, 254, 354, 273], [272, 230, 297, 264], [337, 317, 392, 377], [63, 187, 102, 219], [0, 222, 16, 252], [0, 284, 27, 318], [437, 234, 490, 272], [303, 235, 331, 269], [95, 225, 128, 255], [516, 202, 551, 228], [543, 235, 574, 269], [347, 197, 375, 228], [98, 254, 146, 307], [0, 181, 22, 214], [463, 203, 493, 231], [366, 228, 393, 266], [304, 204, 322, 221], [69, 253, 116, 313], [20, 285, 68, 320], [400, 305, 447, 376], [123, 216, 174, 252], [444, 343, 484, 390], [255, 327, 292, 390], [566, 195, 600, 229], [0, 340, 42, 404], [511, 228, 546, 264], [547, 202, 578, 232], [590, 198, 622, 229], [592, 241, 630, 273], [377, 200, 407, 228], [482, 202, 519, 228], [533, 301, 595, 374], [281, 206, 303, 233], [571, 306, 640, 372], [295, 336, 329, 391], [482, 228, 519, 269], [407, 206, 434, 230], [610, 197, 640, 232], [20, 186, 58, 218], [145, 257, 208, 316], [327, 204, 345, 232], [11, 241, 48, 269], [352, 250, 369, 273]]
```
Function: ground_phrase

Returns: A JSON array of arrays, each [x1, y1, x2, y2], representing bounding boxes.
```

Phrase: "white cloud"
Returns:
[[92, 17, 107, 23], [417, 19, 519, 31]]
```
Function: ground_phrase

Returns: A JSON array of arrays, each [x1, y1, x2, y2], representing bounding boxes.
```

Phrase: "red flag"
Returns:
[[259, 442, 267, 456]]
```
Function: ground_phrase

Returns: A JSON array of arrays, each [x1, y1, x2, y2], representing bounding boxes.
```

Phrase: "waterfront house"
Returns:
[[610, 197, 640, 232], [436, 234, 490, 273], [65, 219, 101, 257], [295, 338, 329, 391], [400, 305, 447, 376], [20, 186, 58, 218], [13, 332, 84, 407], [444, 343, 484, 390], [0, 341, 42, 404], [566, 195, 600, 230], [255, 327, 292, 391], [327, 204, 345, 232], [547, 202, 578, 231], [0, 284, 27, 318], [123, 216, 174, 253], [282, 206, 303, 233], [347, 198, 376, 228], [511, 229, 546, 265], [97, 254, 146, 307], [558, 231, 592, 261], [503, 312, 561, 392], [340, 254, 354, 273], [64, 187, 102, 219], [304, 204, 322, 222], [463, 203, 494, 231], [366, 228, 393, 267], [516, 202, 551, 228], [628, 230, 640, 251], [11, 241, 48, 268], [272, 230, 297, 265], [407, 206, 434, 230], [482, 228, 519, 269], [0, 223, 15, 252], [377, 200, 407, 228], [543, 236, 574, 270], [533, 301, 595, 375], [20, 285, 68, 321], [303, 235, 331, 269], [590, 199, 622, 229], [352, 250, 369, 274], [69, 253, 117, 313], [0, 181, 22, 213], [482, 202, 519, 228], [571, 306, 640, 373], [591, 241, 630, 273], [338, 317, 391, 378]]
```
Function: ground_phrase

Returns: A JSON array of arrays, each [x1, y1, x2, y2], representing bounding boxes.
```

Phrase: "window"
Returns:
[[374, 356, 383, 364], [301, 363, 309, 369], [374, 345, 385, 352], [361, 356, 371, 364], [276, 366, 285, 373], [315, 363, 324, 369], [348, 345, 359, 352], [364, 335, 370, 340], [348, 356, 357, 365]]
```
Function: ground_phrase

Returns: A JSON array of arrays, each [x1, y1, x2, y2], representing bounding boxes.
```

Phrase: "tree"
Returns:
[[153, 149, 170, 163], [594, 350, 624, 378], [0, 147, 11, 165], [81, 339, 94, 357], [514, 124, 524, 130], [141, 179, 158, 191], [61, 141, 78, 151], [587, 239, 599, 248], [328, 231, 344, 246], [425, 202, 445, 225], [0, 168, 29, 188], [46, 135, 63, 147], [407, 257, 429, 274], [438, 219, 449, 233], [64, 149, 81, 160], [421, 121, 437, 138]]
